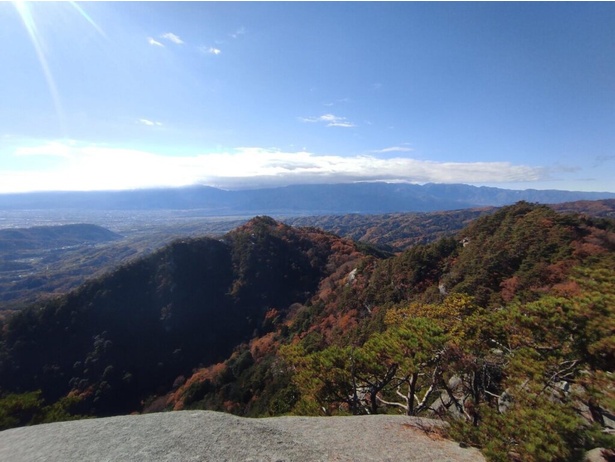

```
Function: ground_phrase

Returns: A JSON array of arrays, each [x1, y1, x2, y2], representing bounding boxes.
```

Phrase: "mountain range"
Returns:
[[1, 183, 614, 214]]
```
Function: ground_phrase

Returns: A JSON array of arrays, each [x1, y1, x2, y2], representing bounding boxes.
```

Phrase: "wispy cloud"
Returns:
[[160, 32, 184, 44], [1, 142, 547, 193], [323, 98, 351, 107], [593, 154, 615, 168], [138, 118, 163, 127], [230, 27, 246, 39], [301, 114, 355, 128], [373, 146, 414, 154], [199, 46, 221, 55], [147, 37, 164, 47]]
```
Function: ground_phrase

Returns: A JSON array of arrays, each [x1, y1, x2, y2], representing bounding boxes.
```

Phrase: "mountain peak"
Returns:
[[240, 215, 280, 229]]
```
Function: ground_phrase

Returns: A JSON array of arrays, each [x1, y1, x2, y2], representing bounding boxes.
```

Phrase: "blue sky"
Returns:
[[1, 2, 614, 193]]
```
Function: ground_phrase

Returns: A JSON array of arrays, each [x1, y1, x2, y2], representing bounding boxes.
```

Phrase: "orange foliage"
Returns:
[[264, 308, 279, 320], [572, 241, 607, 259], [336, 309, 358, 331], [167, 362, 227, 410], [68, 385, 95, 401], [543, 260, 575, 285], [223, 400, 238, 412], [551, 279, 581, 297], [500, 276, 520, 303], [250, 332, 278, 360]]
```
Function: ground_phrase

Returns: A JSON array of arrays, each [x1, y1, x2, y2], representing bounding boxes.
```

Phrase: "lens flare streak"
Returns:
[[13, 1, 66, 135], [69, 1, 107, 39], [12, 1, 107, 136]]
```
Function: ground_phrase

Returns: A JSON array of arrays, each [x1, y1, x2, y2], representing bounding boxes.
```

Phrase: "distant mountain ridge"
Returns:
[[1, 183, 613, 214]]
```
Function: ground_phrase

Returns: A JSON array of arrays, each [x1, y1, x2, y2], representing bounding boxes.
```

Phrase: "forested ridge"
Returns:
[[0, 202, 613, 461]]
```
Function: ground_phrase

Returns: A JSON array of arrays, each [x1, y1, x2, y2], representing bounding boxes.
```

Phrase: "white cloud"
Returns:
[[0, 142, 547, 193], [373, 146, 414, 153], [160, 32, 184, 44], [230, 27, 246, 38], [301, 114, 356, 128], [199, 46, 221, 55], [147, 37, 164, 47], [138, 119, 163, 127], [329, 121, 355, 128], [14, 141, 73, 158]]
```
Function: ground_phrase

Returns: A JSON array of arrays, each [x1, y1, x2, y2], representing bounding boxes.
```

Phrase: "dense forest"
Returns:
[[0, 202, 613, 461], [284, 207, 495, 251]]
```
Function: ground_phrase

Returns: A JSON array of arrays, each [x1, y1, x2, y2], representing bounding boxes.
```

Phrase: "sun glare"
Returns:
[[12, 1, 107, 137], [68, 1, 107, 39], [13, 0, 65, 135]]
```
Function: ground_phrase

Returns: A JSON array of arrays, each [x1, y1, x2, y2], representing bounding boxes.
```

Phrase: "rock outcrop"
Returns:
[[0, 411, 485, 462]]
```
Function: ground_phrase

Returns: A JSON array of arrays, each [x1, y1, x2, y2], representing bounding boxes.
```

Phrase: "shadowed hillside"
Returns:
[[0, 217, 364, 416]]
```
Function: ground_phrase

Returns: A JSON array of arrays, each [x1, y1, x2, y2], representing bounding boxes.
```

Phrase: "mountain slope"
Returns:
[[550, 198, 615, 218], [0, 217, 364, 416], [285, 200, 615, 251], [0, 224, 120, 252], [161, 203, 614, 460], [285, 208, 496, 251]]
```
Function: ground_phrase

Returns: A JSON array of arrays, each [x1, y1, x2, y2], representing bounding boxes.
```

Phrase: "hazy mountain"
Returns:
[[0, 183, 613, 215], [0, 224, 121, 252]]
